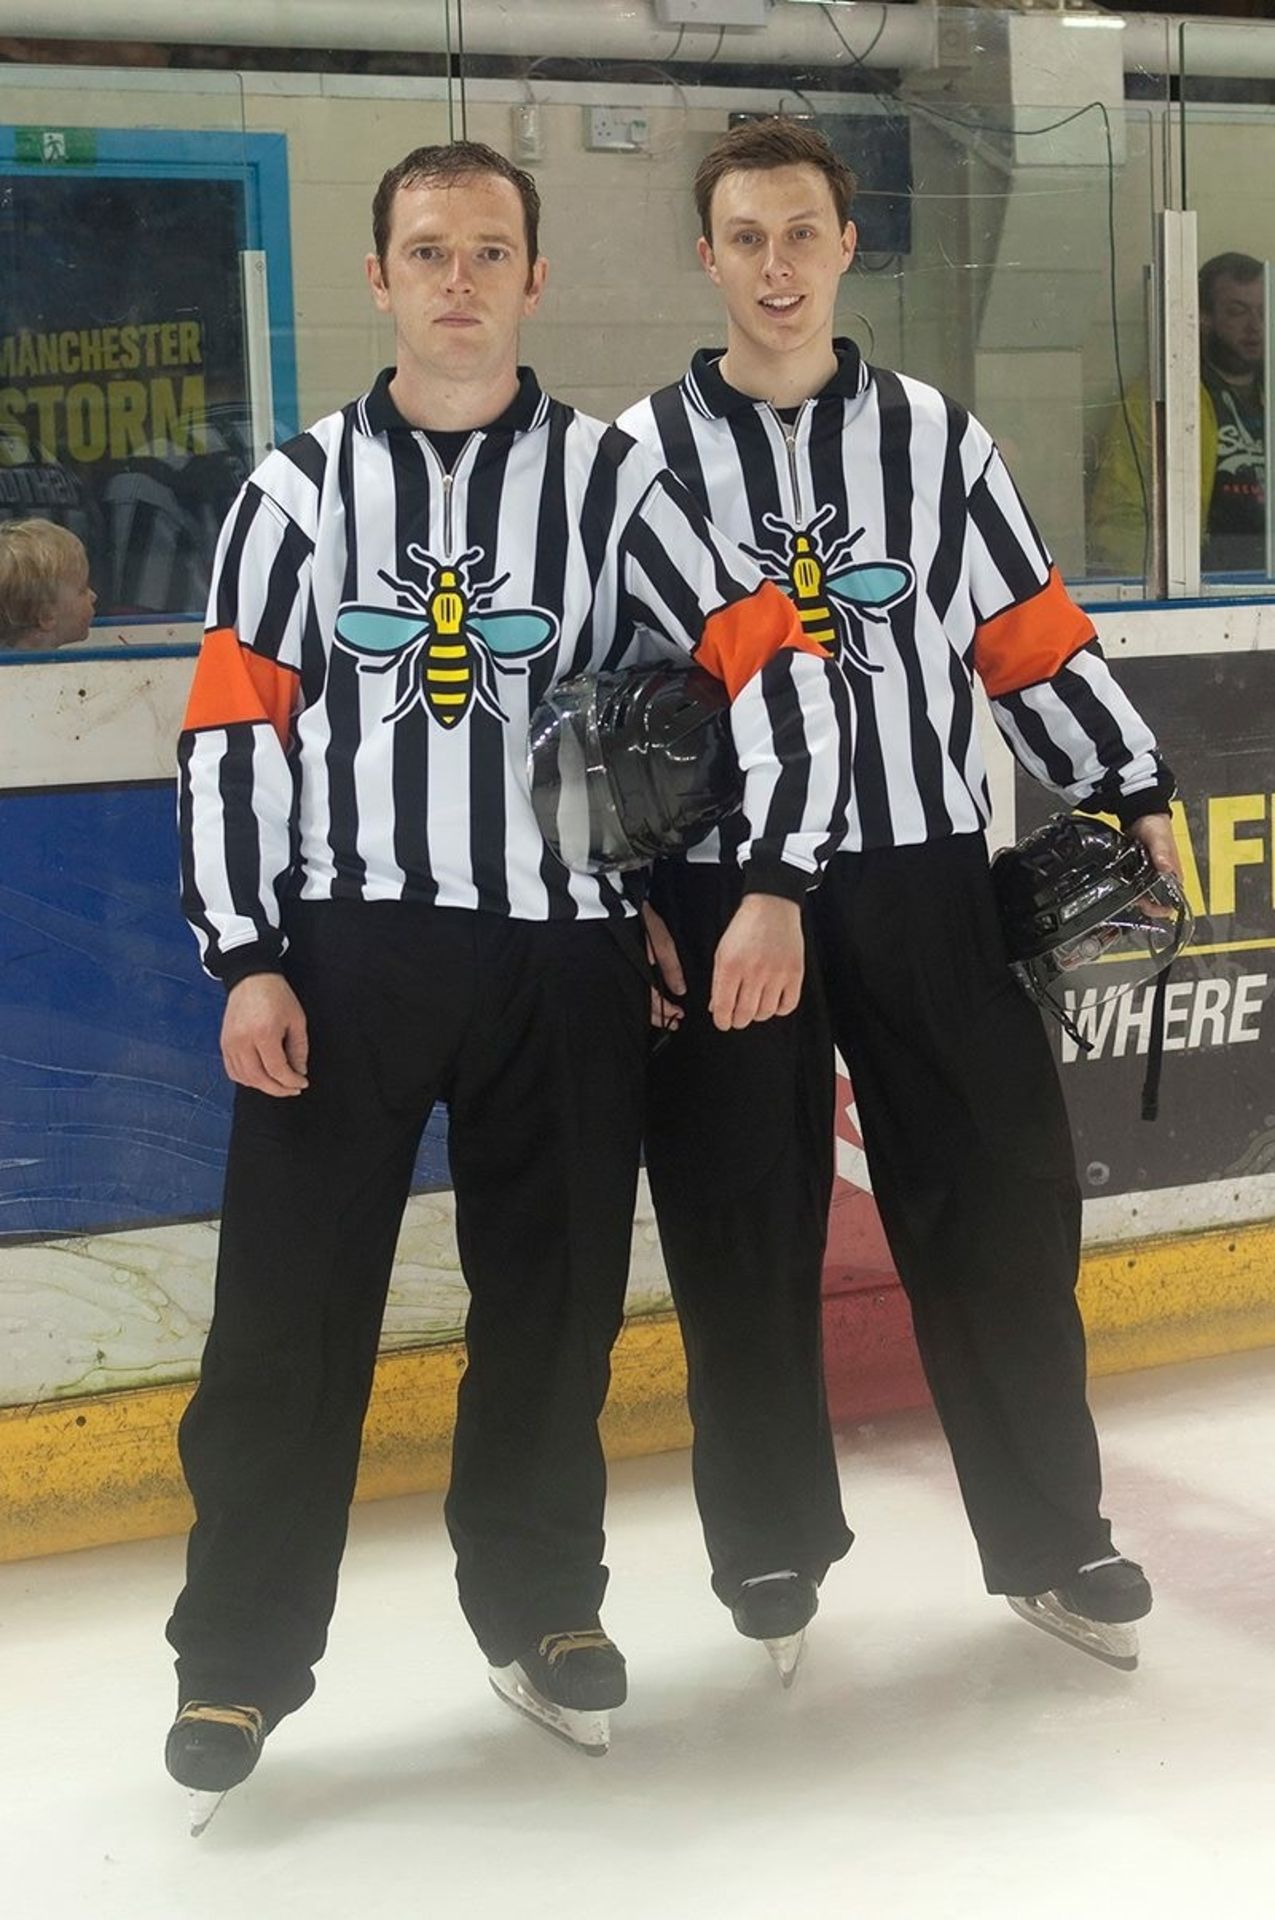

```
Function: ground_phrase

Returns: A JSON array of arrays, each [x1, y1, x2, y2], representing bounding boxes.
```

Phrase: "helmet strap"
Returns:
[[1038, 981, 1094, 1055], [1140, 964, 1172, 1122]]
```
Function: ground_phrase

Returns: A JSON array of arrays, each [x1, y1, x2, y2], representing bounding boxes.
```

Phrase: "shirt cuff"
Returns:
[[740, 855, 814, 904]]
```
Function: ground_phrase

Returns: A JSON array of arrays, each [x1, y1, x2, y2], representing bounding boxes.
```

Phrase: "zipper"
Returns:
[[770, 400, 809, 523], [417, 432, 477, 556]]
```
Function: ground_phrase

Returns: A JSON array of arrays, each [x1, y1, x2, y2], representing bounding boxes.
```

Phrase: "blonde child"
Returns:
[[0, 518, 96, 651]]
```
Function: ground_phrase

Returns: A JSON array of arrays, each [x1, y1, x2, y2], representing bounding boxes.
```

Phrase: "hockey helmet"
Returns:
[[991, 812, 1191, 1010], [528, 663, 742, 872]]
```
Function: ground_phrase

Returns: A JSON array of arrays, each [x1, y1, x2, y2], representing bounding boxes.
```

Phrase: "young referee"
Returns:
[[619, 118, 1182, 1676]]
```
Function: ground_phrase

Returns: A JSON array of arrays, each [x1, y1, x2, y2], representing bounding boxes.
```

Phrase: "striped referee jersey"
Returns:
[[617, 342, 1172, 859], [179, 367, 851, 981]]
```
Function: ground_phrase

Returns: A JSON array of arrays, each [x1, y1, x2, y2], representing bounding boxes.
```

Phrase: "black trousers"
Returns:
[[166, 902, 647, 1724], [810, 835, 1114, 1595], [644, 862, 854, 1603]]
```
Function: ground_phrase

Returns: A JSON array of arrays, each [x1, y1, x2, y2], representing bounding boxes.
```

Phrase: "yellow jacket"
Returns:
[[1088, 379, 1220, 577]]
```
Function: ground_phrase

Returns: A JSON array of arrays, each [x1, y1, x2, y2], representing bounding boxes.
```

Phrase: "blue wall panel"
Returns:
[[0, 783, 450, 1239]]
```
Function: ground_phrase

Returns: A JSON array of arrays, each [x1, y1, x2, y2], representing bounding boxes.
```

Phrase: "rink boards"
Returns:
[[2, 602, 1274, 1557]]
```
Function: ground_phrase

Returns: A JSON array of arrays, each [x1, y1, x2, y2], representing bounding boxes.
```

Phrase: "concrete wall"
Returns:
[[0, 60, 1195, 572]]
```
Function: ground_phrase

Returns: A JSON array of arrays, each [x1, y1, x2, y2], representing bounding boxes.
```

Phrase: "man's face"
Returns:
[[366, 172, 547, 383], [698, 164, 855, 359], [1203, 274, 1264, 376]]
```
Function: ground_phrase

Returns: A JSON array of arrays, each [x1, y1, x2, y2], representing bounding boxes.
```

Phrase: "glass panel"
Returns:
[[0, 65, 255, 652], [416, 4, 1157, 600], [1181, 21, 1275, 598]]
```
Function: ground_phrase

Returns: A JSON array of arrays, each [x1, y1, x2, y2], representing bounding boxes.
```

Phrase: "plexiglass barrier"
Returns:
[[0, 66, 259, 653], [1182, 20, 1275, 599]]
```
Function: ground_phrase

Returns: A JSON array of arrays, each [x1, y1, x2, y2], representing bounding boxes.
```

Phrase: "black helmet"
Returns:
[[991, 812, 1191, 1010], [528, 664, 742, 872]]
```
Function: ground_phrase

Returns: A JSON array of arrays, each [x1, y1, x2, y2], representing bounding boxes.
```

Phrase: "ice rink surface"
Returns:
[[3, 1346, 1273, 1920]]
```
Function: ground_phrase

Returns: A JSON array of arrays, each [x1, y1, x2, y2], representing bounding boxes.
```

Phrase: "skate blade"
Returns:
[[187, 1788, 227, 1837], [1006, 1594, 1140, 1671], [763, 1630, 805, 1688], [488, 1663, 611, 1756]]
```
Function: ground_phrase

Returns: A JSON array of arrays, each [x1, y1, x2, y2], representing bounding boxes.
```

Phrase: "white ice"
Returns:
[[3, 1347, 1273, 1920]]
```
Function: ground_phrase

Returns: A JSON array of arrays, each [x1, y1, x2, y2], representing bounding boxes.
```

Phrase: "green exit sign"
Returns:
[[15, 127, 97, 165]]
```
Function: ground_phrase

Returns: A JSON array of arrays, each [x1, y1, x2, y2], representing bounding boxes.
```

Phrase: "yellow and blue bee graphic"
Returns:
[[744, 506, 915, 676], [334, 543, 559, 729]]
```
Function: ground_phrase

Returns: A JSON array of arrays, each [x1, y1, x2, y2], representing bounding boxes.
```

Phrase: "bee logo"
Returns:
[[333, 544, 558, 729], [745, 506, 915, 676]]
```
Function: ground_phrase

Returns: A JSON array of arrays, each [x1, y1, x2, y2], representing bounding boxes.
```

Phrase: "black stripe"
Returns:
[[324, 647, 365, 899], [297, 596, 326, 724], [530, 403, 571, 707], [528, 414, 579, 921], [325, 418, 370, 897], [253, 517, 312, 661], [847, 667, 892, 847], [658, 474, 747, 610], [874, 368, 951, 839], [214, 486, 263, 630], [462, 429, 515, 916], [809, 393, 850, 544], [390, 437, 437, 904], [1048, 652, 1131, 772], [217, 725, 268, 927], [650, 386, 710, 513], [945, 649, 978, 817], [277, 429, 328, 494], [811, 661, 854, 870], [725, 407, 785, 540], [623, 513, 711, 645], [996, 689, 1080, 790], [337, 412, 360, 601], [968, 470, 1042, 608], [176, 733, 218, 954], [573, 427, 624, 678], [927, 397, 968, 623], [754, 652, 812, 865]]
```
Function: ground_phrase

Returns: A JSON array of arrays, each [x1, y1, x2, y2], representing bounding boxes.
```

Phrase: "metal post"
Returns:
[[1265, 259, 1274, 585], [240, 250, 275, 468], [1160, 209, 1200, 600]]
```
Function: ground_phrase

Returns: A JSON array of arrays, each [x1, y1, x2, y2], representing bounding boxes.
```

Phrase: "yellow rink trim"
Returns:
[[2, 1220, 1274, 1566]]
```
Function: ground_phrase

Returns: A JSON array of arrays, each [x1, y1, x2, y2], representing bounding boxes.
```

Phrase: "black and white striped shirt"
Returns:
[[618, 343, 1171, 859], [179, 367, 851, 981]]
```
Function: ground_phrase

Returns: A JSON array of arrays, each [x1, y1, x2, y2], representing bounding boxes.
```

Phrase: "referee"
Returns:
[[620, 118, 1183, 1668], [164, 140, 851, 1800]]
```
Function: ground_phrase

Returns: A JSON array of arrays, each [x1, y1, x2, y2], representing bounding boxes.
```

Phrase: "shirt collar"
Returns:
[[682, 338, 868, 419], [357, 364, 549, 438]]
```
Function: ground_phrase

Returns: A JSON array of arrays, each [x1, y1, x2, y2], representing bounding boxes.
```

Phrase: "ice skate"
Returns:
[[1007, 1555, 1152, 1671], [489, 1627, 627, 1756], [730, 1571, 818, 1688], [164, 1701, 267, 1834]]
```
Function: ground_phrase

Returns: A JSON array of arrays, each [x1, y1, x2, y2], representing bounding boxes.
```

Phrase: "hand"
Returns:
[[1129, 812, 1183, 884], [709, 893, 803, 1032], [221, 973, 310, 1096], [641, 901, 686, 1034]]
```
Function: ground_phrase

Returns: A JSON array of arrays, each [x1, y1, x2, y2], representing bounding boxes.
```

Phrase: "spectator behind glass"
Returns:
[[0, 517, 97, 652], [1089, 252, 1266, 578]]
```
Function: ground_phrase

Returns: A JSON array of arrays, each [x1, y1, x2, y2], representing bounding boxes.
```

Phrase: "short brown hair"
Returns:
[[0, 518, 87, 646], [694, 118, 856, 243], [372, 140, 541, 271], [1199, 251, 1263, 314]]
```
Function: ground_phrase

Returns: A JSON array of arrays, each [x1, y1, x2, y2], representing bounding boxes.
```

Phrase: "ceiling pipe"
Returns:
[[2, 3, 1274, 81]]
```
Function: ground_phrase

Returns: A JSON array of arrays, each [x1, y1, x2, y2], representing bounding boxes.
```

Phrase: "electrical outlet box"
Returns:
[[584, 107, 651, 153], [512, 102, 544, 164], [654, 0, 768, 23]]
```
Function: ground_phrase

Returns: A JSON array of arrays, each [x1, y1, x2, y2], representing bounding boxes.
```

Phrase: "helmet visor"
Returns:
[[1039, 871, 1193, 996], [527, 679, 641, 873]]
